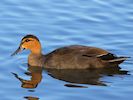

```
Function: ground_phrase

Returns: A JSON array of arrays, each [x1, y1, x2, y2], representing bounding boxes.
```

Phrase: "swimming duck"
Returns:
[[11, 35, 128, 69]]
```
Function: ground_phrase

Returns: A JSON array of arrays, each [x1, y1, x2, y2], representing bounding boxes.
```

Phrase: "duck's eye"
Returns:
[[25, 39, 31, 42]]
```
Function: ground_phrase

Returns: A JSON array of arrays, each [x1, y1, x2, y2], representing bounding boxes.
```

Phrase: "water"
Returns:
[[0, 0, 133, 100]]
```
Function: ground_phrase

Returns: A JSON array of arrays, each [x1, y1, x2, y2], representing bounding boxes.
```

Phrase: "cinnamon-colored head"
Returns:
[[11, 35, 42, 56]]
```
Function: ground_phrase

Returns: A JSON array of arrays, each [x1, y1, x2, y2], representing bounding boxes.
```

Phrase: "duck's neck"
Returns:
[[30, 43, 42, 55], [28, 42, 46, 67]]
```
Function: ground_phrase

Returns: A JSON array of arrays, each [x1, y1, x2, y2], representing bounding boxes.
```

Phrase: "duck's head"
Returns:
[[11, 35, 42, 56]]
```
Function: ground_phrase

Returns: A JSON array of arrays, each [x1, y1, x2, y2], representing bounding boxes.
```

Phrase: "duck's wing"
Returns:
[[83, 53, 117, 60], [45, 45, 108, 66], [74, 45, 129, 65], [46, 45, 109, 58]]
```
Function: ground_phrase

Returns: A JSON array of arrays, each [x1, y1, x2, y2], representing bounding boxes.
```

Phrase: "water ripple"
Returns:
[[0, 0, 133, 100]]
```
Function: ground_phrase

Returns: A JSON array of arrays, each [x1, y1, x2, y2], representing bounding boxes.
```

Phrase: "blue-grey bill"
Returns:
[[11, 46, 24, 56]]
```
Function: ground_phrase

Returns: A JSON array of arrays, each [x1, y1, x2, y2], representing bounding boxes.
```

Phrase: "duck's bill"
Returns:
[[11, 46, 25, 56]]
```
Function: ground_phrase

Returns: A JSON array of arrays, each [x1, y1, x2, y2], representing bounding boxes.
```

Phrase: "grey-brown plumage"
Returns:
[[44, 45, 128, 69], [12, 35, 128, 69]]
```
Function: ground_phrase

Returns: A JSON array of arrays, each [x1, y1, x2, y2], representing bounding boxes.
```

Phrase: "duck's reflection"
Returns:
[[12, 65, 43, 89], [46, 67, 129, 87], [12, 65, 129, 88], [24, 96, 39, 100]]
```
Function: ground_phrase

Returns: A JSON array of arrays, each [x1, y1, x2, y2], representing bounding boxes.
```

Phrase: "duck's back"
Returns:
[[44, 45, 111, 69]]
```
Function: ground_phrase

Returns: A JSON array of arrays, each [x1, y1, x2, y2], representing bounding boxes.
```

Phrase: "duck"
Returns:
[[11, 34, 128, 69]]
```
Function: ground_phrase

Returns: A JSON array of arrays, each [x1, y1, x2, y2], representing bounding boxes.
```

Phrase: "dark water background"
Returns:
[[0, 0, 133, 100]]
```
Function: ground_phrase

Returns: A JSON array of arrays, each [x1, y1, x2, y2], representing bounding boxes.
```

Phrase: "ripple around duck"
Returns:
[[0, 0, 133, 100]]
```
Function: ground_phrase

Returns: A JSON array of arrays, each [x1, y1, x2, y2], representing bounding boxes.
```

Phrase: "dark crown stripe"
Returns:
[[22, 34, 39, 41]]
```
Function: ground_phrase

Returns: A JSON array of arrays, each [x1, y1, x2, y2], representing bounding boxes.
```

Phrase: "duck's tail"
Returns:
[[83, 53, 129, 65], [96, 53, 129, 65], [108, 57, 129, 65]]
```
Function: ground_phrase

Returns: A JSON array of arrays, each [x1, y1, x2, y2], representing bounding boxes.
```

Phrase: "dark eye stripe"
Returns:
[[25, 39, 31, 42], [21, 39, 33, 45]]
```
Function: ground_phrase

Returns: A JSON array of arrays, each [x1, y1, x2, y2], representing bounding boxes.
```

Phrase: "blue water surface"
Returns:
[[0, 0, 133, 100]]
